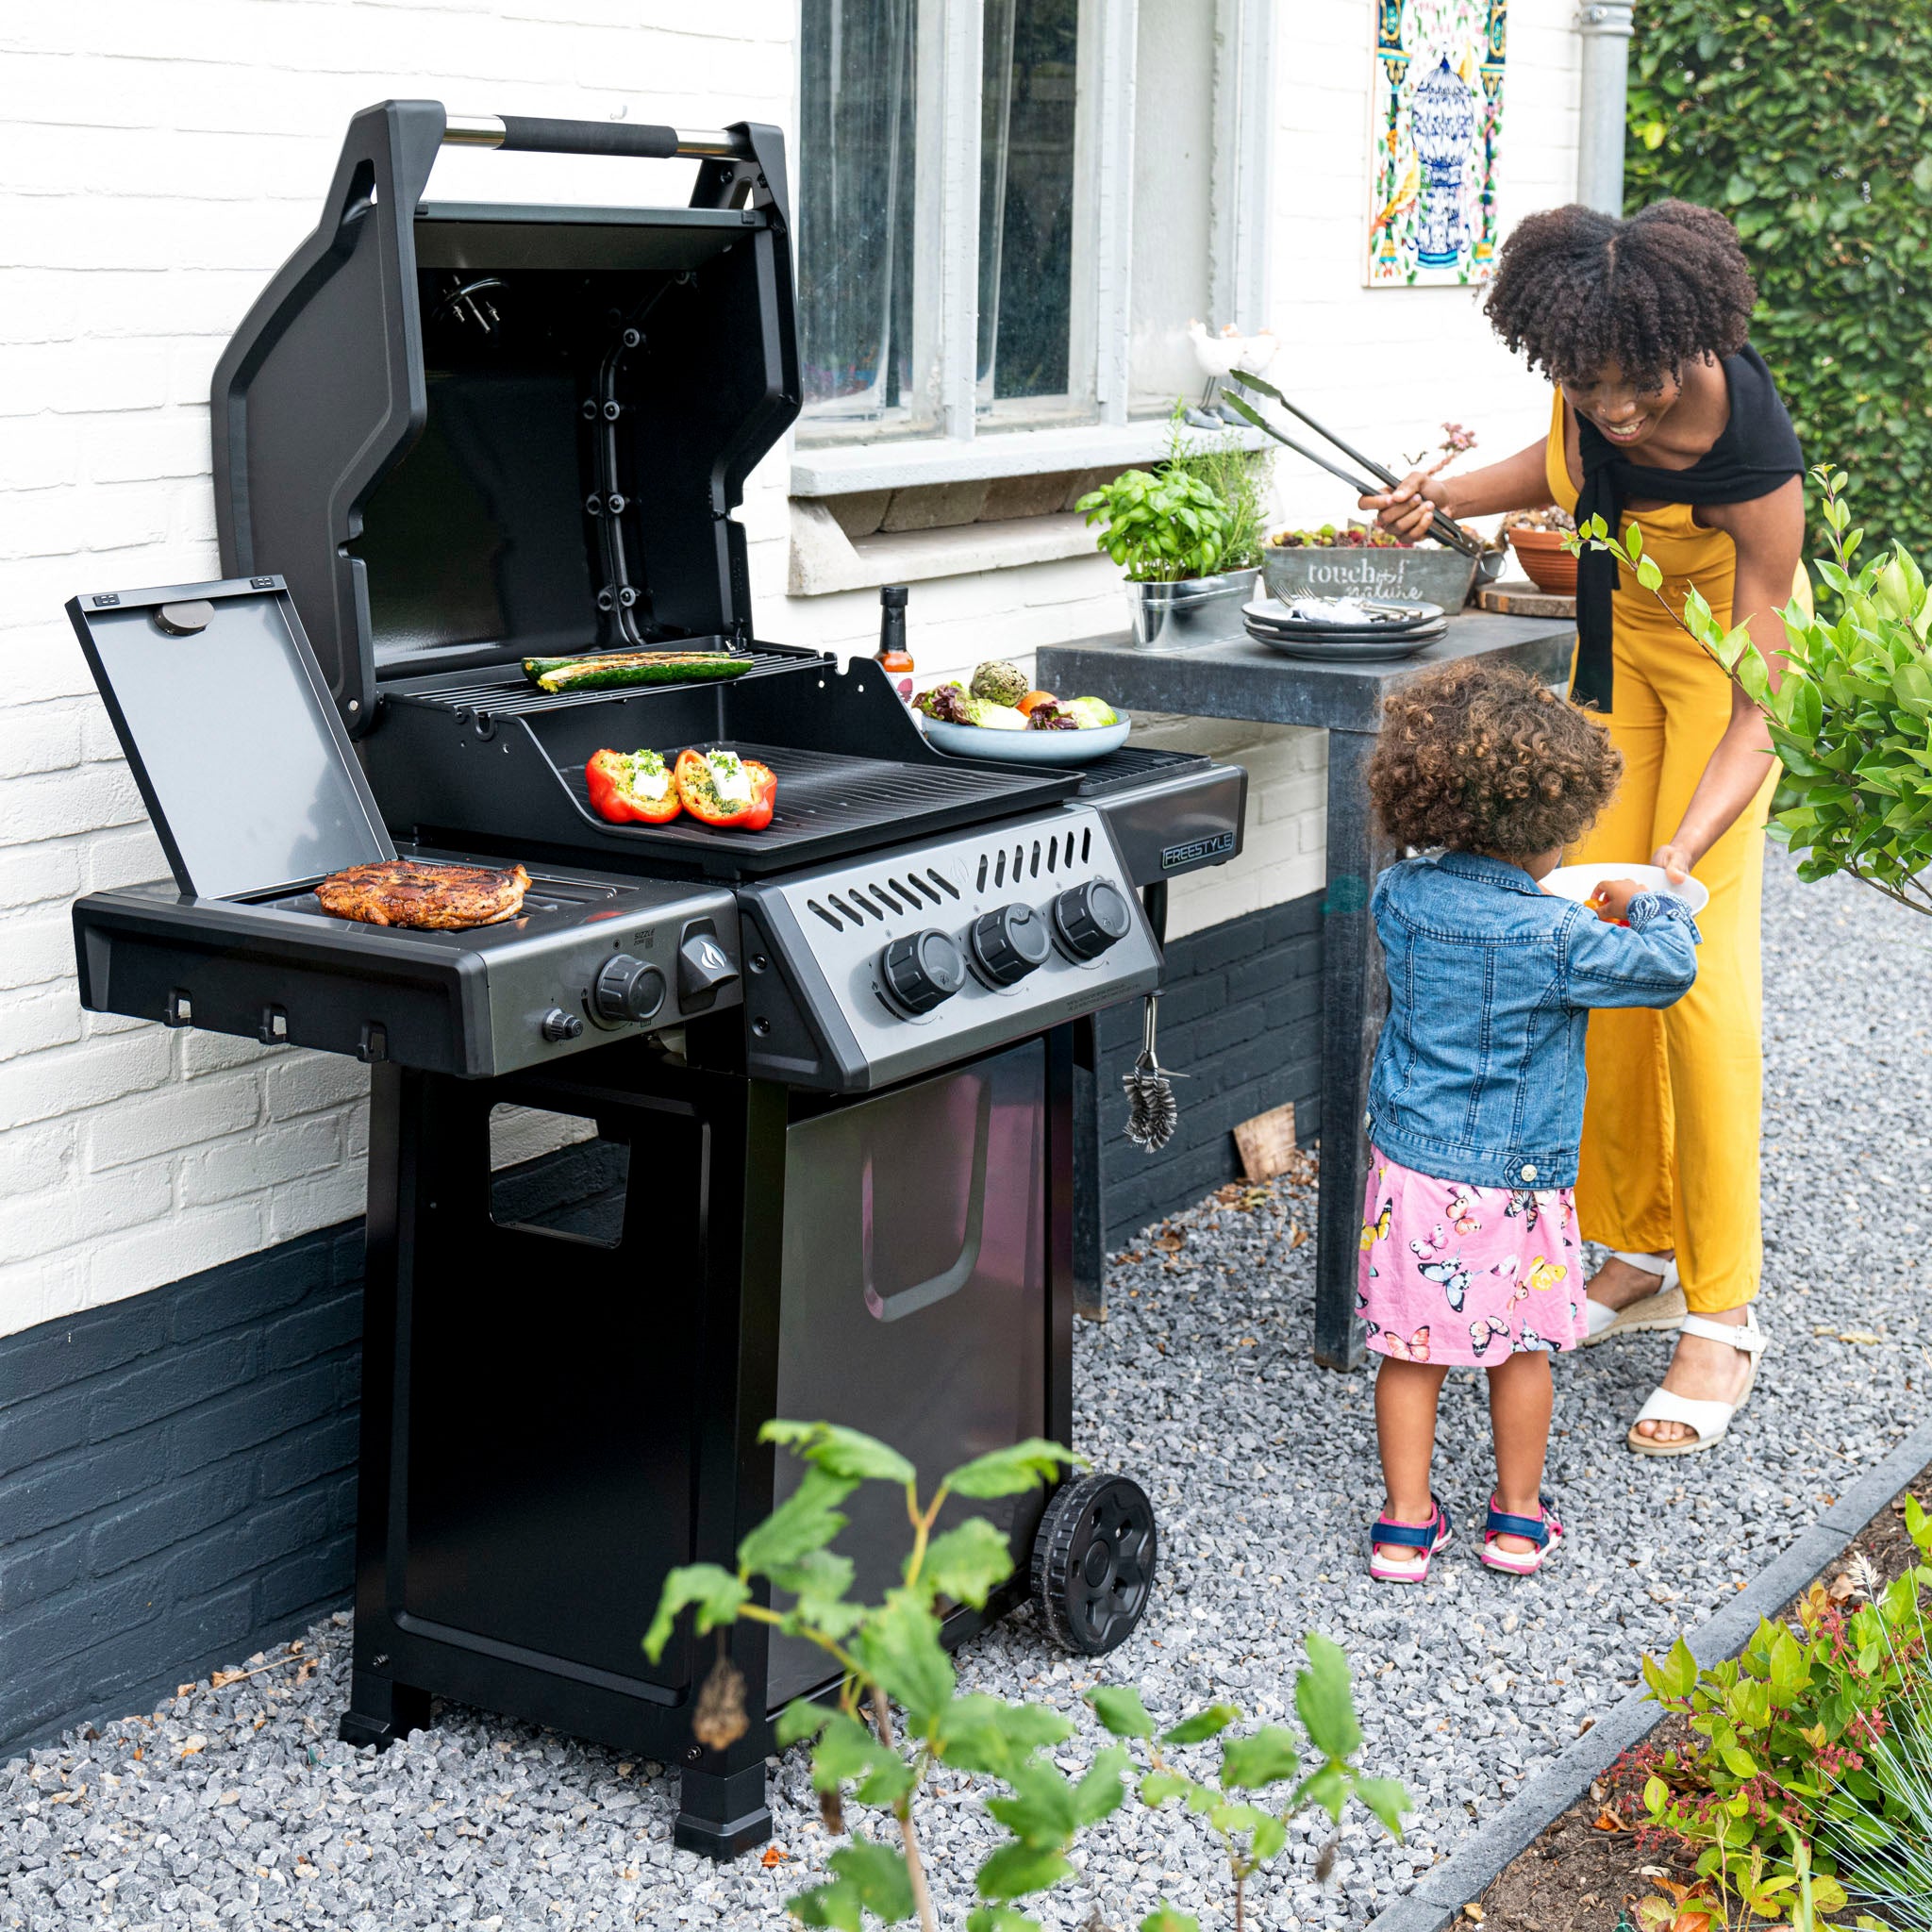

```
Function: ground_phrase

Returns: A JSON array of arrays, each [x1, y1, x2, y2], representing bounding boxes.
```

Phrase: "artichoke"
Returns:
[[968, 659, 1031, 707]]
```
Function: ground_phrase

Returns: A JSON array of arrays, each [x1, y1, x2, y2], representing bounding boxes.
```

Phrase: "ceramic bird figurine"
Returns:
[[1187, 321, 1278, 424]]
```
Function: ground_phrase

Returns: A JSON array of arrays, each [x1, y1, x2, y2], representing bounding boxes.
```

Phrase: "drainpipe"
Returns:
[[1575, 2, 1635, 213]]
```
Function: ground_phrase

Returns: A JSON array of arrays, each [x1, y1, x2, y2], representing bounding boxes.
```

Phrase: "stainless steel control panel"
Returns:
[[738, 806, 1162, 1091]]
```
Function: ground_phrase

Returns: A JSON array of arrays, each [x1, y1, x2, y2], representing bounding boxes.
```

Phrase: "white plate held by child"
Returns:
[[1541, 861, 1710, 918]]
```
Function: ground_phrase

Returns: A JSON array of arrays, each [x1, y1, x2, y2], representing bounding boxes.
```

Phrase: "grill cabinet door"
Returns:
[[770, 1041, 1049, 1707]]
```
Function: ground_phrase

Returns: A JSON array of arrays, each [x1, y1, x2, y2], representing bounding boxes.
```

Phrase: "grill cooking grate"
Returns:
[[395, 647, 810, 721], [557, 742, 1075, 876]]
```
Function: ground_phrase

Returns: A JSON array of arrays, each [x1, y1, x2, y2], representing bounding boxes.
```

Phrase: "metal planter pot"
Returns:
[[1128, 569, 1257, 648], [1261, 542, 1479, 610]]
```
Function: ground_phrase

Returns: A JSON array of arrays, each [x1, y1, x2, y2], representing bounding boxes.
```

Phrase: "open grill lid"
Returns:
[[66, 577, 394, 901], [210, 103, 799, 738]]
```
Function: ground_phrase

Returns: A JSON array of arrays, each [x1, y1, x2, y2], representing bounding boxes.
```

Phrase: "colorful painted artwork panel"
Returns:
[[1367, 0, 1507, 287]]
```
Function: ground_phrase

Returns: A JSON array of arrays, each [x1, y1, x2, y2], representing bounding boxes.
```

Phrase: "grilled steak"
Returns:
[[315, 859, 532, 930]]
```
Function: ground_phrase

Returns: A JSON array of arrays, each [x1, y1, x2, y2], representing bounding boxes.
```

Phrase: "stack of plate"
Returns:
[[1242, 594, 1447, 662]]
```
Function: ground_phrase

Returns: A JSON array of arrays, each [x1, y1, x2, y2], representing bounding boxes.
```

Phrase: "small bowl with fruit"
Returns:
[[913, 660, 1130, 766]]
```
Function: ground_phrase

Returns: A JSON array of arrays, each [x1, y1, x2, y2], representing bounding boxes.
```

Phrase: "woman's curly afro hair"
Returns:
[[1482, 199, 1756, 390], [1369, 661, 1622, 858]]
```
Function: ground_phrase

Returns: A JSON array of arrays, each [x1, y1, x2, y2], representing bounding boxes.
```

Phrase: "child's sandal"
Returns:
[[1480, 1495, 1563, 1575], [1369, 1497, 1453, 1584]]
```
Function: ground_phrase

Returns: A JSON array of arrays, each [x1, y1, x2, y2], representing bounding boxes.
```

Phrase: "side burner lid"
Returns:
[[67, 576, 394, 901]]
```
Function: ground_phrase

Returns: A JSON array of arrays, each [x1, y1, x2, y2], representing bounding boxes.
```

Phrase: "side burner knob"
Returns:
[[880, 929, 967, 1016], [1051, 879, 1133, 960], [969, 904, 1051, 987], [541, 1008, 584, 1042], [592, 955, 666, 1024]]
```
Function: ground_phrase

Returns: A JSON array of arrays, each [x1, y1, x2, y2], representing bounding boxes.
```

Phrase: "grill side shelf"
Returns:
[[73, 891, 487, 1077]]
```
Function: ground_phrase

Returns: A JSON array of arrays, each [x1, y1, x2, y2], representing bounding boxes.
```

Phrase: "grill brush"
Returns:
[[1123, 993, 1182, 1152]]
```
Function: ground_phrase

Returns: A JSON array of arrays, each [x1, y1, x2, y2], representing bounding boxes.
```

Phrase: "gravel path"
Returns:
[[5, 850, 1928, 1932]]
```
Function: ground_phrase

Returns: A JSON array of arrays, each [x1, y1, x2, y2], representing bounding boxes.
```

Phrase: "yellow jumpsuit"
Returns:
[[1544, 393, 1790, 1315]]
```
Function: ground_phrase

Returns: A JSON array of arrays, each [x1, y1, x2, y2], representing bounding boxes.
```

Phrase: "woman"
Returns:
[[1361, 200, 1807, 1456]]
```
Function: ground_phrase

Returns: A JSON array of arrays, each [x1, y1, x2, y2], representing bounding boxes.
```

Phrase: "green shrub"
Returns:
[[1625, 1495, 1932, 1924], [1626, 1, 1932, 563], [643, 1421, 1408, 1931], [1574, 468, 1932, 913]]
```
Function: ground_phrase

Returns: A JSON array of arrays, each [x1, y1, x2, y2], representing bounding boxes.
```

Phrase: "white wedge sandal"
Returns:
[[1581, 1250, 1689, 1347], [1626, 1311, 1768, 1457]]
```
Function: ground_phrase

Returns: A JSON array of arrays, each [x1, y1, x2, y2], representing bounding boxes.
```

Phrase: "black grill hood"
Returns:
[[211, 100, 799, 738]]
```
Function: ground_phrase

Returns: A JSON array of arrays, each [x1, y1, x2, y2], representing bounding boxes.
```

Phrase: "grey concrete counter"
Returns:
[[1039, 611, 1576, 1369]]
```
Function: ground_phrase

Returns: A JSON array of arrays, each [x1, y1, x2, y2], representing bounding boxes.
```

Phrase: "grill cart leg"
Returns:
[[338, 1674, 431, 1751], [675, 1762, 774, 1860]]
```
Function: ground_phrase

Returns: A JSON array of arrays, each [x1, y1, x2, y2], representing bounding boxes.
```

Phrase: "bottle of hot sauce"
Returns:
[[874, 584, 914, 704]]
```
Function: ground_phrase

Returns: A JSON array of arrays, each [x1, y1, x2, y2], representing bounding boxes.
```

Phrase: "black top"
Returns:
[[1573, 345, 1804, 709]]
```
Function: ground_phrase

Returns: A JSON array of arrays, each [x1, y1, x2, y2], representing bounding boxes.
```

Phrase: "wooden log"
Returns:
[[1478, 579, 1576, 619], [1234, 1101, 1299, 1183]]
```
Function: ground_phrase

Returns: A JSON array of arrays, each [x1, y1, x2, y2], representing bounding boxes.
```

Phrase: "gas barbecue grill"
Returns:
[[68, 102, 1247, 1857]]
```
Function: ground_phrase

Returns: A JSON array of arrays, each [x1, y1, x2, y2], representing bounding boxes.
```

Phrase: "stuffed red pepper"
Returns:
[[674, 748, 776, 830], [585, 747, 682, 824]]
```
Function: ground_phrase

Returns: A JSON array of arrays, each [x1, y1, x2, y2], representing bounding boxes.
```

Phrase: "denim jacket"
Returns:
[[1365, 850, 1701, 1190]]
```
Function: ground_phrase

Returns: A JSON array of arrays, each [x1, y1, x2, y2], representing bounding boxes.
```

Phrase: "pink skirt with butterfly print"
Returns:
[[1357, 1147, 1588, 1367]]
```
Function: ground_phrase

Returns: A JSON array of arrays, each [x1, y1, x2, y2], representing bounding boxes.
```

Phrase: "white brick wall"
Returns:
[[0, 0, 1577, 1339]]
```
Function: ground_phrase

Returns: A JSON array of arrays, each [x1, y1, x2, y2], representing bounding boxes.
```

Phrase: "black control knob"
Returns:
[[880, 929, 967, 1016], [969, 903, 1051, 987], [541, 1007, 584, 1042], [592, 954, 666, 1024], [1052, 879, 1133, 960]]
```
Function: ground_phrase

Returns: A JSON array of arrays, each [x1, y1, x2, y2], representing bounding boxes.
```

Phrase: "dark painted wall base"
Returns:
[[0, 1226, 364, 1762], [0, 891, 1321, 1757], [1095, 890, 1323, 1250], [0, 1141, 624, 1763]]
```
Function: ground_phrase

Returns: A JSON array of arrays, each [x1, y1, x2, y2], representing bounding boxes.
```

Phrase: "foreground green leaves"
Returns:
[[646, 1423, 1409, 1931], [1570, 470, 1932, 916], [1631, 1498, 1932, 1924]]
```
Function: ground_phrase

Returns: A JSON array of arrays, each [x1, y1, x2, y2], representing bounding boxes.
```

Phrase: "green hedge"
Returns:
[[1626, 2, 1932, 558]]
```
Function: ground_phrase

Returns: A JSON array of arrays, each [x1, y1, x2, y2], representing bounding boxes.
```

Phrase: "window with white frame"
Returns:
[[795, 0, 1273, 452]]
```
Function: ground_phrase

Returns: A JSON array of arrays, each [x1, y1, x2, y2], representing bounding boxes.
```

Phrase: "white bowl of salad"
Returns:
[[913, 660, 1130, 766]]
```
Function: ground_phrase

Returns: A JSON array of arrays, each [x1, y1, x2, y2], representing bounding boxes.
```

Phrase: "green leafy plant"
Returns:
[[1570, 468, 1932, 914], [1075, 466, 1238, 582], [1624, 1496, 1932, 1924], [1625, 1, 1932, 566], [1161, 405, 1276, 573], [643, 1421, 1408, 1932], [1086, 1659, 1408, 1932]]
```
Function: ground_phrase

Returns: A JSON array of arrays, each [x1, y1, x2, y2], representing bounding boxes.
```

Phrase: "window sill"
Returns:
[[789, 505, 1107, 597], [789, 418, 1269, 497]]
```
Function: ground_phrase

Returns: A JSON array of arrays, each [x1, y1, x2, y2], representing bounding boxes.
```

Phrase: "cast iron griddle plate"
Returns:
[[560, 741, 1079, 878]]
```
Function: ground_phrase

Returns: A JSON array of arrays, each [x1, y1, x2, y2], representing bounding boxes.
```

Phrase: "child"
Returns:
[[1358, 662, 1700, 1581]]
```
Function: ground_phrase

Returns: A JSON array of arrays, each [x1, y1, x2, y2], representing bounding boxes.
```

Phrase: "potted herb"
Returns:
[[1075, 412, 1274, 648]]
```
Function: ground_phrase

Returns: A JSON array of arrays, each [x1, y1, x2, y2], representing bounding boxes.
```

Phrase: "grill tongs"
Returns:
[[1221, 372, 1483, 558]]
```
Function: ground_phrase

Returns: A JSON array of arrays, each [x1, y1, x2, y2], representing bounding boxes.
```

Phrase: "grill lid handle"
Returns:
[[442, 114, 751, 161]]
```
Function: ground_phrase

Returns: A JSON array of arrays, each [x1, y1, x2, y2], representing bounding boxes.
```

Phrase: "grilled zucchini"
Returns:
[[523, 651, 753, 693]]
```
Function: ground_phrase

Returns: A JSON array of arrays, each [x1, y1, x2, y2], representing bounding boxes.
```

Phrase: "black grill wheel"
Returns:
[[1030, 1472, 1158, 1655]]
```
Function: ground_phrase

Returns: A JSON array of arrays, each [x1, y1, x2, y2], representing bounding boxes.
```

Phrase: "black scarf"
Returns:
[[1572, 345, 1803, 710]]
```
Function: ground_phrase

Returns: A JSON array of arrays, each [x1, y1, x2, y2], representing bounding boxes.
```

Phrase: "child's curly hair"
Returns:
[[1368, 662, 1622, 856]]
